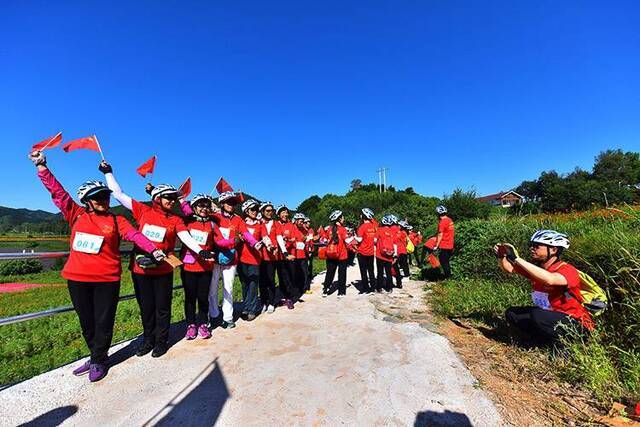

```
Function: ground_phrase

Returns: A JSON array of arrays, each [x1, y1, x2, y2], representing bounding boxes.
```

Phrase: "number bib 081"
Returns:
[[72, 232, 105, 255]]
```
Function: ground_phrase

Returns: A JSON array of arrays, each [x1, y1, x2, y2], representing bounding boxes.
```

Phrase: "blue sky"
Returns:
[[1, 1, 639, 212]]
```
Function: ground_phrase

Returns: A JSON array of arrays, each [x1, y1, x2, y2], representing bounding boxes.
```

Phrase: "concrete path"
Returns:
[[0, 265, 502, 426]]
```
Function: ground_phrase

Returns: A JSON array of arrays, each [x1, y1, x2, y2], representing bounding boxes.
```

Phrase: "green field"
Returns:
[[0, 259, 326, 386]]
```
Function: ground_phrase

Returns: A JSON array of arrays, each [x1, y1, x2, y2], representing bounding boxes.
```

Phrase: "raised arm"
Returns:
[[99, 161, 133, 210]]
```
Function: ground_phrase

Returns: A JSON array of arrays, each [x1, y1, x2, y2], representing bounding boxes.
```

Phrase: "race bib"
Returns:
[[142, 224, 166, 243], [296, 242, 306, 250], [219, 227, 231, 239], [189, 229, 208, 246], [531, 291, 551, 310], [72, 232, 104, 255]]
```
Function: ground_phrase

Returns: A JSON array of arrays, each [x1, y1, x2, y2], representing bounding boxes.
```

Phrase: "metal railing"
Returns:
[[0, 250, 182, 327]]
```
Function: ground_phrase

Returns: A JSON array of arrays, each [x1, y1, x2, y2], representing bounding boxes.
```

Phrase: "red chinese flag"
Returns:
[[238, 192, 245, 202], [62, 135, 99, 153], [215, 177, 233, 194], [178, 177, 192, 199], [136, 156, 156, 178], [32, 132, 63, 152]]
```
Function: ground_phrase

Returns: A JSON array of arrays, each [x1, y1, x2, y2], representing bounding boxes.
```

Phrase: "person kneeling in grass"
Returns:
[[494, 230, 593, 344]]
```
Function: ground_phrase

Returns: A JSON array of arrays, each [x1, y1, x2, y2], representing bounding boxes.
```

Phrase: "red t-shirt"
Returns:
[[64, 211, 137, 282], [181, 218, 215, 273], [131, 200, 188, 275], [279, 221, 298, 255], [211, 213, 248, 266], [375, 226, 396, 262], [357, 221, 377, 256], [424, 236, 437, 250], [291, 225, 308, 259], [396, 229, 408, 255], [515, 261, 594, 330], [239, 218, 263, 265], [261, 219, 282, 262], [438, 216, 455, 250]]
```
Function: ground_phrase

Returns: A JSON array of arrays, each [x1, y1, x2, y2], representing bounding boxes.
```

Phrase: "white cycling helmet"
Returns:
[[388, 214, 399, 224], [242, 199, 259, 213], [77, 181, 111, 203], [293, 213, 306, 221], [399, 220, 410, 229], [276, 205, 289, 215], [329, 210, 343, 222], [381, 215, 393, 226], [530, 230, 570, 249], [218, 191, 239, 204], [190, 193, 213, 207], [151, 184, 178, 200], [259, 201, 274, 212], [361, 208, 374, 220], [436, 205, 448, 215]]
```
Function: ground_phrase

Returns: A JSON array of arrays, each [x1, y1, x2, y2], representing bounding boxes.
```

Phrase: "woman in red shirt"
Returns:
[[180, 194, 215, 340], [101, 162, 211, 358], [29, 152, 164, 382], [291, 213, 309, 298], [434, 205, 455, 279], [356, 208, 377, 294], [375, 215, 397, 293], [258, 201, 283, 313], [238, 199, 264, 321], [275, 205, 298, 307], [303, 217, 316, 293], [495, 230, 594, 343], [322, 210, 351, 297]]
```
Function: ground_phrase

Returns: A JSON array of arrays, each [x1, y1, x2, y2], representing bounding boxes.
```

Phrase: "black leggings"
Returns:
[[181, 270, 211, 325], [505, 306, 587, 342], [276, 260, 297, 302], [376, 258, 393, 291], [132, 272, 174, 346], [259, 261, 277, 306], [67, 280, 120, 364], [324, 259, 347, 295], [398, 253, 410, 277], [357, 254, 375, 291], [292, 258, 308, 298], [438, 249, 453, 278]]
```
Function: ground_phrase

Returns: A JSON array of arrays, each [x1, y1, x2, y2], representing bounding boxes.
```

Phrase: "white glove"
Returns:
[[152, 249, 167, 261], [29, 151, 46, 166]]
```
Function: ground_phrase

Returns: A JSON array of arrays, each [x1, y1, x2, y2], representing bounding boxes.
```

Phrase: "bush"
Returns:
[[0, 259, 44, 276]]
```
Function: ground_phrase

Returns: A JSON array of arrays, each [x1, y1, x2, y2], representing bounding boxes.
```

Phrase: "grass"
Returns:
[[0, 259, 326, 386]]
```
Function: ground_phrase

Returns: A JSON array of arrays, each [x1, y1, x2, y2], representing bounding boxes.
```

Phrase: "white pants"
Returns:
[[209, 263, 237, 323]]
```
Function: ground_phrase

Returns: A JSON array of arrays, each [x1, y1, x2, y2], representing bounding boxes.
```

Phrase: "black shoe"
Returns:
[[136, 342, 154, 357], [222, 321, 236, 329], [152, 343, 168, 358]]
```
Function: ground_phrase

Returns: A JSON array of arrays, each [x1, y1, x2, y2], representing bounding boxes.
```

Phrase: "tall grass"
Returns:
[[428, 208, 640, 403]]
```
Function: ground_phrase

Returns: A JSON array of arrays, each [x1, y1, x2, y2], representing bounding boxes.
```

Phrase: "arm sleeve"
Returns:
[[117, 216, 158, 253], [37, 168, 83, 223], [242, 231, 258, 247], [104, 172, 133, 210], [177, 230, 205, 253], [276, 235, 288, 253], [180, 201, 194, 216]]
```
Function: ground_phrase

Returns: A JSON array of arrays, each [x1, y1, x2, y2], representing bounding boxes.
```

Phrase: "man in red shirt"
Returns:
[[495, 230, 593, 343], [356, 208, 377, 294], [434, 205, 455, 279]]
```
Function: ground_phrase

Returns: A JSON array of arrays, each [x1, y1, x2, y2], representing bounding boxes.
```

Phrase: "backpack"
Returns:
[[325, 225, 341, 260], [554, 262, 608, 316], [406, 236, 415, 254], [378, 231, 395, 257]]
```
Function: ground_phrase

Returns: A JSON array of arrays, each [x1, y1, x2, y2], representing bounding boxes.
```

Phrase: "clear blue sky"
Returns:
[[2, 1, 639, 212]]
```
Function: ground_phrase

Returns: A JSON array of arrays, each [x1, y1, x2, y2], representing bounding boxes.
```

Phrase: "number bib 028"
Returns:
[[72, 232, 105, 255], [142, 224, 167, 243]]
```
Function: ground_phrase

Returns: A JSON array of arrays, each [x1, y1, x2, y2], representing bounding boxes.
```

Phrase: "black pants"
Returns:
[[398, 253, 410, 277], [259, 261, 277, 307], [306, 255, 314, 291], [132, 272, 173, 347], [181, 270, 211, 325], [324, 259, 347, 295], [505, 306, 587, 342], [67, 280, 120, 364], [276, 260, 297, 302], [347, 251, 356, 266], [292, 258, 308, 298], [238, 263, 260, 315], [376, 258, 393, 291], [357, 254, 375, 292], [438, 249, 453, 278]]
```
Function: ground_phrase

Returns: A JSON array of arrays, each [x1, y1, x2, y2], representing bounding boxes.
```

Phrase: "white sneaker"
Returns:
[[267, 305, 275, 314], [261, 305, 268, 314]]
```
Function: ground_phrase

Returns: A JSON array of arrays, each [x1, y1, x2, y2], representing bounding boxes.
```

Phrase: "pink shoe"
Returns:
[[198, 324, 211, 339], [185, 324, 197, 340]]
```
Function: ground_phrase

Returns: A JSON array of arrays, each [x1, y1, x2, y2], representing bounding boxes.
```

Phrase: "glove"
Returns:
[[29, 151, 46, 167], [502, 244, 519, 263], [135, 254, 157, 269], [253, 241, 264, 250], [145, 183, 154, 195], [199, 250, 214, 260], [152, 249, 166, 262], [98, 161, 112, 174]]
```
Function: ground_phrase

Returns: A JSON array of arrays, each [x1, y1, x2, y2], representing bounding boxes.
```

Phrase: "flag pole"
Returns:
[[149, 156, 156, 184], [93, 135, 106, 161], [38, 131, 62, 152]]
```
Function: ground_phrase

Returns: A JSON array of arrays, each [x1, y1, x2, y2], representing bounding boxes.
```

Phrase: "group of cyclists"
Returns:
[[28, 147, 595, 384]]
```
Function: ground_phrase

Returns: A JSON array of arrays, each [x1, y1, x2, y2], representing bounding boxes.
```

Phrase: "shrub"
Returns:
[[0, 259, 44, 276]]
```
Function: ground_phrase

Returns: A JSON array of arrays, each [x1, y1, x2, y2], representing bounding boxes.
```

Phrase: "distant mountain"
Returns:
[[0, 206, 66, 234]]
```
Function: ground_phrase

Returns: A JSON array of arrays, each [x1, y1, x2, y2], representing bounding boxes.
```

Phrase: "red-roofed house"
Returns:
[[477, 190, 525, 208]]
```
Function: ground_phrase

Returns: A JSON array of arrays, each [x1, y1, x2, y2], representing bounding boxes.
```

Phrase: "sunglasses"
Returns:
[[161, 195, 178, 201], [249, 207, 259, 212], [264, 208, 275, 213], [195, 203, 212, 209], [89, 191, 111, 202], [529, 243, 545, 249]]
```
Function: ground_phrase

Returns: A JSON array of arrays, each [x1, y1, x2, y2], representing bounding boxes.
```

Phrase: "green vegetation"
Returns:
[[0, 260, 43, 276], [428, 208, 640, 403], [0, 259, 326, 385]]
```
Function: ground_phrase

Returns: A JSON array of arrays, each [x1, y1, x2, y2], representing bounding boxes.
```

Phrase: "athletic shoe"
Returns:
[[246, 314, 256, 321], [223, 321, 236, 329], [136, 341, 154, 357], [261, 305, 268, 314], [88, 363, 107, 382], [72, 361, 91, 376], [304, 290, 313, 294], [267, 305, 275, 314], [185, 324, 197, 340], [198, 324, 212, 339], [285, 299, 294, 310], [152, 343, 168, 358]]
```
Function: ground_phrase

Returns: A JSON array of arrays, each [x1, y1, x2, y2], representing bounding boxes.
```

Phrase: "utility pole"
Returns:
[[377, 168, 383, 193], [381, 167, 389, 192]]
